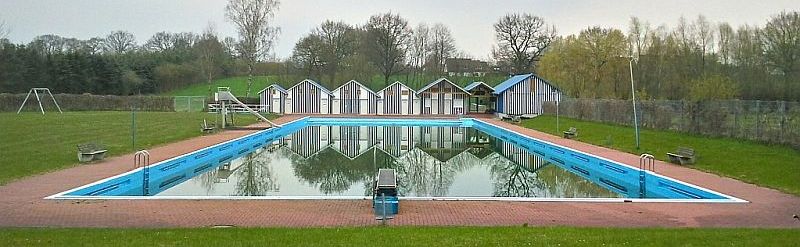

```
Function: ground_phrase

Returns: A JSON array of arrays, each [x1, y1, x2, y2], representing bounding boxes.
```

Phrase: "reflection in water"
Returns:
[[159, 124, 619, 198], [235, 150, 280, 196]]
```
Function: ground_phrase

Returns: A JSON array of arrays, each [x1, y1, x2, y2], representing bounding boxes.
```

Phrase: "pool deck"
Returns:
[[1, 114, 799, 228]]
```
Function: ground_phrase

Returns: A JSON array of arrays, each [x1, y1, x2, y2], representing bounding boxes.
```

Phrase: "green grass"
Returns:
[[164, 76, 278, 96], [522, 115, 800, 195], [0, 227, 797, 246], [0, 111, 259, 185]]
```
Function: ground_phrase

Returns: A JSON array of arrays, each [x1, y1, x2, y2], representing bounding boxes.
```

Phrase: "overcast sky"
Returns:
[[0, 0, 797, 59]]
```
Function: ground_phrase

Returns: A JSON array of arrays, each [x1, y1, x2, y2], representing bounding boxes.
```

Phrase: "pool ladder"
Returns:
[[134, 150, 151, 196], [638, 154, 655, 198]]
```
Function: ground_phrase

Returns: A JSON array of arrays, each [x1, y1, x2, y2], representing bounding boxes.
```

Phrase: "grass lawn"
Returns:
[[0, 227, 798, 246], [165, 76, 278, 96], [0, 111, 259, 185], [522, 115, 800, 195]]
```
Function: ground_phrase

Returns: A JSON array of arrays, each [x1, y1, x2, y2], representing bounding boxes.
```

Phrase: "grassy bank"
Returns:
[[165, 76, 278, 96], [0, 111, 259, 185], [0, 227, 797, 246], [521, 115, 800, 195]]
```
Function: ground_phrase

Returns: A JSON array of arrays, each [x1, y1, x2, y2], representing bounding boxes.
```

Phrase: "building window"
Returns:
[[401, 90, 408, 95]]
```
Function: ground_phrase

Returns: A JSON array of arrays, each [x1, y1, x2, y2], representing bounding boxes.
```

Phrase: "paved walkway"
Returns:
[[1, 115, 799, 228]]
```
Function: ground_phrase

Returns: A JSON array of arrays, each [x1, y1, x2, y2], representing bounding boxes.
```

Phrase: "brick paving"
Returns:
[[1, 115, 799, 228]]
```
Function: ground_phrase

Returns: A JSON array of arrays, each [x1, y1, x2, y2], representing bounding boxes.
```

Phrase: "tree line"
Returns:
[[1, 1, 798, 101], [538, 12, 800, 101]]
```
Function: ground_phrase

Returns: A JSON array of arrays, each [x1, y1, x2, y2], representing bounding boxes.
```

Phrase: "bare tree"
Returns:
[[30, 34, 65, 54], [291, 34, 325, 81], [408, 23, 430, 80], [196, 23, 226, 97], [627, 16, 651, 60], [692, 15, 715, 72], [103, 30, 137, 54], [225, 0, 281, 97], [314, 20, 357, 84], [0, 18, 9, 40], [492, 13, 556, 74], [365, 12, 411, 85], [428, 23, 456, 74], [762, 11, 800, 78], [717, 22, 735, 65], [145, 32, 173, 52]]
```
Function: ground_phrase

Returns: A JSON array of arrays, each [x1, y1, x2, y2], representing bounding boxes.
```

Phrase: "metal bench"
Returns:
[[77, 143, 107, 163], [563, 127, 577, 139], [201, 119, 216, 134], [667, 147, 695, 165]]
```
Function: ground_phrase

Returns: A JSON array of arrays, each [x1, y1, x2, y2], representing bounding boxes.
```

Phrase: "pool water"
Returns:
[[158, 125, 620, 198], [52, 117, 743, 201]]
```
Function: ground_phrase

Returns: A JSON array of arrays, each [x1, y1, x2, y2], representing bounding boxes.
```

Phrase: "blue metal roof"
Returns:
[[464, 81, 493, 91], [493, 73, 561, 94]]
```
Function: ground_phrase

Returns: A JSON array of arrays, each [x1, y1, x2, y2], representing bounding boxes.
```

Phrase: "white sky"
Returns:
[[1, 0, 797, 59]]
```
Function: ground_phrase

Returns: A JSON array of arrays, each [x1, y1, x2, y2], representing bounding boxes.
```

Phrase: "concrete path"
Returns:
[[1, 115, 798, 228]]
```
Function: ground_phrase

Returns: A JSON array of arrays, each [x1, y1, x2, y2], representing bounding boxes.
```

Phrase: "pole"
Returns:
[[629, 58, 640, 150], [131, 107, 136, 151], [556, 100, 560, 132]]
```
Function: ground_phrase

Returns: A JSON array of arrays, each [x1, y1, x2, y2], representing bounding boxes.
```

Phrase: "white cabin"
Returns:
[[331, 80, 380, 115], [285, 79, 334, 114]]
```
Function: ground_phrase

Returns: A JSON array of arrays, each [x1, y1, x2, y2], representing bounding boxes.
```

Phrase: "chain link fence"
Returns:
[[544, 99, 800, 149], [173, 96, 207, 112], [1, 93, 175, 112]]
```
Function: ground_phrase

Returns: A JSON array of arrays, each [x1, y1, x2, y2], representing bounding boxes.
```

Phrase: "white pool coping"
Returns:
[[46, 116, 749, 203]]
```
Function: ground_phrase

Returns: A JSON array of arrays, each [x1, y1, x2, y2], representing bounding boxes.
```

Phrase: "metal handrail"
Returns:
[[134, 150, 151, 196], [638, 153, 655, 198], [639, 153, 655, 172]]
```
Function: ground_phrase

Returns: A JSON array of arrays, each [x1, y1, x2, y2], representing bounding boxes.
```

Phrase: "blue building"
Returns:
[[494, 74, 562, 117]]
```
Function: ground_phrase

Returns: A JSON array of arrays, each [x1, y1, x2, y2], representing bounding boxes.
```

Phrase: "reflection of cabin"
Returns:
[[379, 126, 417, 158], [287, 126, 333, 158], [418, 126, 468, 162], [493, 140, 548, 173], [258, 84, 288, 114], [331, 80, 380, 115], [463, 81, 495, 113], [285, 79, 334, 114], [330, 126, 379, 159], [494, 73, 562, 117], [377, 81, 418, 115], [417, 78, 470, 115]]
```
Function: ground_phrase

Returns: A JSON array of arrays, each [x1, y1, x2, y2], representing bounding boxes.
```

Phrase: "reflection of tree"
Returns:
[[394, 147, 477, 197], [235, 150, 280, 196], [292, 147, 376, 194], [488, 153, 547, 197], [198, 169, 219, 193]]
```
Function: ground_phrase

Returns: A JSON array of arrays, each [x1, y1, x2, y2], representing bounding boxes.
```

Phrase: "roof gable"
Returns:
[[258, 84, 288, 95], [332, 80, 380, 96], [377, 81, 417, 94], [417, 78, 470, 95], [287, 79, 333, 95], [464, 81, 493, 92]]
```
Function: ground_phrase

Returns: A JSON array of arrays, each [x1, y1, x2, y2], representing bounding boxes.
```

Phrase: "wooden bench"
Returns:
[[77, 143, 107, 163], [667, 147, 695, 165], [563, 127, 577, 139], [201, 119, 216, 134]]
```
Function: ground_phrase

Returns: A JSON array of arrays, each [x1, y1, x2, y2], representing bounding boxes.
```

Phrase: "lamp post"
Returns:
[[624, 56, 641, 150]]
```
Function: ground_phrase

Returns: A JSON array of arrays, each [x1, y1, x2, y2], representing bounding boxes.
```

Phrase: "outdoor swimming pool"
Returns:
[[49, 117, 745, 202]]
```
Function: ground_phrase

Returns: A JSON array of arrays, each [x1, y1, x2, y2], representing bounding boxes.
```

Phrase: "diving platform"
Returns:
[[214, 87, 281, 128]]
